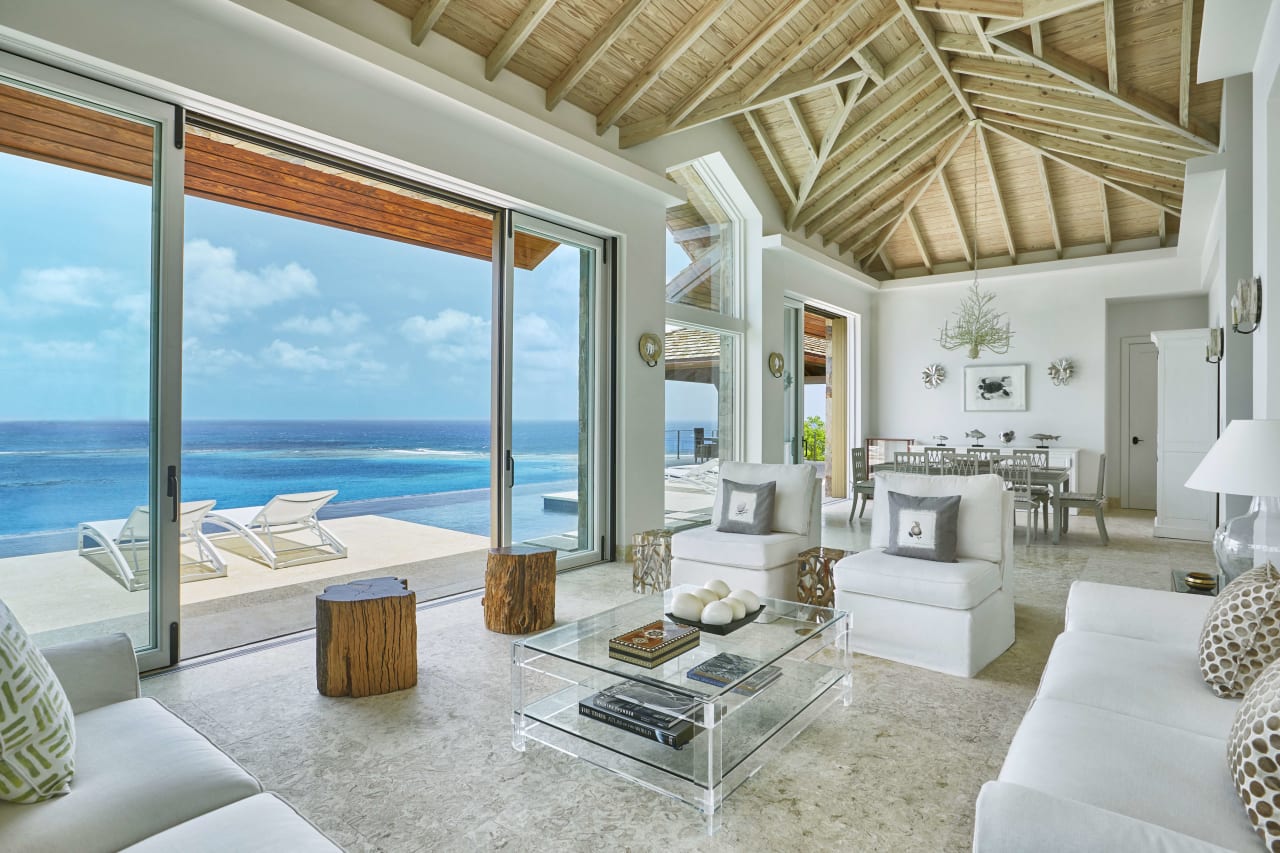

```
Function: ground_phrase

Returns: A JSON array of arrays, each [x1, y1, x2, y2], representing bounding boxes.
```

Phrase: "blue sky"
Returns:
[[0, 152, 595, 422]]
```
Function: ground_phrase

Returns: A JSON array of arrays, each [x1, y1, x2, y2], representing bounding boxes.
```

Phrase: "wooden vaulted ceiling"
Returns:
[[370, 0, 1221, 280]]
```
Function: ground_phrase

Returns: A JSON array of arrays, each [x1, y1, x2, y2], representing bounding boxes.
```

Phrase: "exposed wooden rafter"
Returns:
[[976, 124, 1016, 261], [545, 0, 649, 110], [907, 210, 934, 273], [745, 110, 798, 206], [410, 0, 451, 45], [937, 170, 974, 266], [897, 0, 977, 119], [914, 0, 1023, 17], [811, 3, 903, 81], [789, 78, 871, 229], [1103, 0, 1118, 94], [741, 0, 880, 103], [486, 0, 558, 81], [1100, 183, 1112, 251], [1036, 154, 1062, 258], [985, 0, 1104, 36], [1179, 0, 1193, 127], [783, 100, 818, 163]]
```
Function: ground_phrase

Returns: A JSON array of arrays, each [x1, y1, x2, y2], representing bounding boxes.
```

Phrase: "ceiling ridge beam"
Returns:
[[984, 121, 1181, 214], [855, 124, 972, 261], [486, 0, 559, 81], [981, 116, 1186, 179], [810, 3, 903, 81], [741, 0, 880, 104], [1036, 154, 1062, 258], [618, 61, 865, 147], [789, 78, 871, 228], [976, 124, 1016, 261], [667, 2, 808, 127], [967, 92, 1209, 152], [986, 0, 1103, 36], [799, 107, 964, 232], [937, 168, 974, 266], [410, 0, 451, 46], [546, 0, 650, 110], [745, 110, 798, 207], [812, 84, 955, 197], [595, 0, 734, 135], [976, 109, 1193, 164], [897, 0, 977, 119], [989, 30, 1218, 150]]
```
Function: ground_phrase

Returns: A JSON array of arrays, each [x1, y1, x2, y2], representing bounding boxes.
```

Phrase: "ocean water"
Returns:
[[0, 419, 716, 557]]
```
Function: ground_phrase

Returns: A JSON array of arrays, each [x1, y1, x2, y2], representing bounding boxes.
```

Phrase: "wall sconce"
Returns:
[[1231, 276, 1262, 335], [922, 363, 945, 389], [1048, 358, 1074, 386], [767, 352, 784, 378], [1206, 327, 1224, 364], [638, 332, 662, 367]]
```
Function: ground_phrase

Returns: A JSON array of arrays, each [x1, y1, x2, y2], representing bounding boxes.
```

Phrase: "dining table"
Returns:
[[872, 462, 1073, 544]]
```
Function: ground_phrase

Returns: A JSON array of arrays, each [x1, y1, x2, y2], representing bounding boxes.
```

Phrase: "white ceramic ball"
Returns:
[[704, 579, 730, 599], [700, 600, 734, 625], [724, 596, 747, 620], [727, 589, 761, 612], [692, 587, 720, 605], [671, 592, 705, 621]]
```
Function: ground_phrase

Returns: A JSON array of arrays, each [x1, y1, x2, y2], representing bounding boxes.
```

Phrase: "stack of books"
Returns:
[[578, 681, 702, 749], [607, 620, 699, 668], [687, 652, 782, 696]]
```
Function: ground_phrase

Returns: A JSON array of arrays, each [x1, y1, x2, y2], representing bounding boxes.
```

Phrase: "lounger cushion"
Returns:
[[0, 600, 76, 803], [121, 794, 340, 853], [0, 698, 261, 852]]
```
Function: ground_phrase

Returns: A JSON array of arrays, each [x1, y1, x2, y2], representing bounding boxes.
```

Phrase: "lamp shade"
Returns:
[[1185, 419, 1280, 497]]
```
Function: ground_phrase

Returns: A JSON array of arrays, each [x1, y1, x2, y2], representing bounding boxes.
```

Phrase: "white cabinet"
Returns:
[[1150, 329, 1219, 541]]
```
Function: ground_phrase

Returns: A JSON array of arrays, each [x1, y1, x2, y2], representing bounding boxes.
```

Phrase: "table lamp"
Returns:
[[1185, 419, 1280, 583]]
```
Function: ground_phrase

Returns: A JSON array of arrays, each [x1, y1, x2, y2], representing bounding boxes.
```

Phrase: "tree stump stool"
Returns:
[[483, 545, 556, 634], [316, 576, 417, 698]]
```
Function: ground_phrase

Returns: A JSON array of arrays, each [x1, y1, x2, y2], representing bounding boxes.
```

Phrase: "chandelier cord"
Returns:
[[972, 124, 979, 281]]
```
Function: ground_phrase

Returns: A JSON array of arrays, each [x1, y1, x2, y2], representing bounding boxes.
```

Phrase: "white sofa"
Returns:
[[974, 581, 1261, 852], [832, 472, 1015, 677], [670, 461, 821, 600], [0, 633, 338, 853]]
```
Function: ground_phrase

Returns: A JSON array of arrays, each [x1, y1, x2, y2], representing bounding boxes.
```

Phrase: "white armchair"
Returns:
[[670, 461, 821, 600], [832, 472, 1016, 677]]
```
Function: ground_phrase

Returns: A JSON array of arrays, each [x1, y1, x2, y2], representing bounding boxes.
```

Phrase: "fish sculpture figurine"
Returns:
[[965, 428, 986, 447], [931, 434, 948, 446], [1029, 433, 1061, 448]]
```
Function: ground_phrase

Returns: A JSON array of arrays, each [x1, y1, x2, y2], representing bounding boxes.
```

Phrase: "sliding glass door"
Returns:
[[496, 214, 608, 567], [0, 54, 183, 670]]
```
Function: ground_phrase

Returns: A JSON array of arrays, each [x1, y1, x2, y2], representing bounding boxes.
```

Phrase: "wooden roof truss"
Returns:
[[374, 0, 1220, 279]]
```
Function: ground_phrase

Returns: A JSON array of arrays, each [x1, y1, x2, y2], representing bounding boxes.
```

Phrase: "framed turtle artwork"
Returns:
[[963, 364, 1027, 412]]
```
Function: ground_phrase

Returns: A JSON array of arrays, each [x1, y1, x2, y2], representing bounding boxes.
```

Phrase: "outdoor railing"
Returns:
[[664, 428, 718, 461]]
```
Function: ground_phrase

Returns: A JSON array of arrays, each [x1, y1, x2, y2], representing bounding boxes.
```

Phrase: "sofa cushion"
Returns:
[[871, 473, 1004, 563], [0, 600, 75, 803], [122, 793, 340, 853], [0, 697, 261, 853], [999, 698, 1263, 852], [885, 491, 959, 562], [673, 526, 809, 570], [712, 462, 815, 535], [1037, 631, 1240, 739], [1200, 565, 1280, 698], [714, 479, 775, 535], [1227, 658, 1280, 851], [1065, 581, 1213, 649], [833, 549, 1001, 610]]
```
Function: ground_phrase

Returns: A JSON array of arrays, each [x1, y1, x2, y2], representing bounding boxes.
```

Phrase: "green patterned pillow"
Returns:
[[0, 600, 75, 802]]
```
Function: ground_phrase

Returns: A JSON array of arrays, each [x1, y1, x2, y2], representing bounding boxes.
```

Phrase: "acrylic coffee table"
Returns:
[[510, 589, 851, 834]]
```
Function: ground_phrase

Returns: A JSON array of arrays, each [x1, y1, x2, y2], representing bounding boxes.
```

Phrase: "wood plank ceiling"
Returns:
[[371, 0, 1221, 280]]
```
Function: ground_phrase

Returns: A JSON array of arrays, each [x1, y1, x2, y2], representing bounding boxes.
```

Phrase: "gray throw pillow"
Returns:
[[715, 479, 776, 535], [885, 491, 960, 563]]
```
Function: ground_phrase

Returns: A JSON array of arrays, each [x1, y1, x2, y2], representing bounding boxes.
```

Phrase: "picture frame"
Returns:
[[963, 363, 1028, 412]]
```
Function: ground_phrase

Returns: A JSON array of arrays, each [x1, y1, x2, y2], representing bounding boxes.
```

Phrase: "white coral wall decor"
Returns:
[[922, 363, 946, 389], [1048, 358, 1074, 386]]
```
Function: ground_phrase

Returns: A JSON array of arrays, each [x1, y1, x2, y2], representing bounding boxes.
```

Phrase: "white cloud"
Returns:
[[184, 239, 318, 331], [262, 340, 386, 377], [183, 337, 254, 377], [513, 313, 574, 375], [21, 339, 98, 361], [400, 309, 490, 363], [14, 266, 114, 309], [277, 308, 368, 336]]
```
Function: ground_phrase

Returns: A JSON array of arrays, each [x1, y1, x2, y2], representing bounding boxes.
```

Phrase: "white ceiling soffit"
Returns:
[[1198, 0, 1274, 83]]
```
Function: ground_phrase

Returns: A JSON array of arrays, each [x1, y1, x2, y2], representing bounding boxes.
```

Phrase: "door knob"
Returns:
[[1131, 436, 1144, 445]]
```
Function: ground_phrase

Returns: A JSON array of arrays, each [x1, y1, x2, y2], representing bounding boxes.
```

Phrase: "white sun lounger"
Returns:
[[78, 500, 226, 592], [204, 490, 347, 570]]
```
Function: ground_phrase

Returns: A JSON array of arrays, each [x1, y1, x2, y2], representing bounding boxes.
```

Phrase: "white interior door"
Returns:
[[1122, 340, 1158, 510]]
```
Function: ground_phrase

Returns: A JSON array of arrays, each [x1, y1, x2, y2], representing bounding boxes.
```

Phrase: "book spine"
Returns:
[[686, 671, 730, 688], [578, 702, 687, 749]]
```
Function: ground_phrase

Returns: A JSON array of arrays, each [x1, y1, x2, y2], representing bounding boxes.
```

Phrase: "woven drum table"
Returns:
[[797, 546, 847, 608]]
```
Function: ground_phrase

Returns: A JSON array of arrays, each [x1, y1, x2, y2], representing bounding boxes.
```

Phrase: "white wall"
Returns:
[[1105, 295, 1209, 498], [874, 252, 1202, 494], [0, 0, 677, 552], [1252, 2, 1280, 417]]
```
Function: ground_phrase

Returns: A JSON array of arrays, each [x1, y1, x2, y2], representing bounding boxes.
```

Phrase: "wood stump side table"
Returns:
[[797, 547, 848, 608], [316, 576, 417, 698], [483, 545, 556, 634]]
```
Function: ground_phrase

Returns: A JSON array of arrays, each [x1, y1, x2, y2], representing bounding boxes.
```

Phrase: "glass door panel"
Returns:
[[0, 61, 180, 669], [503, 215, 606, 567]]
